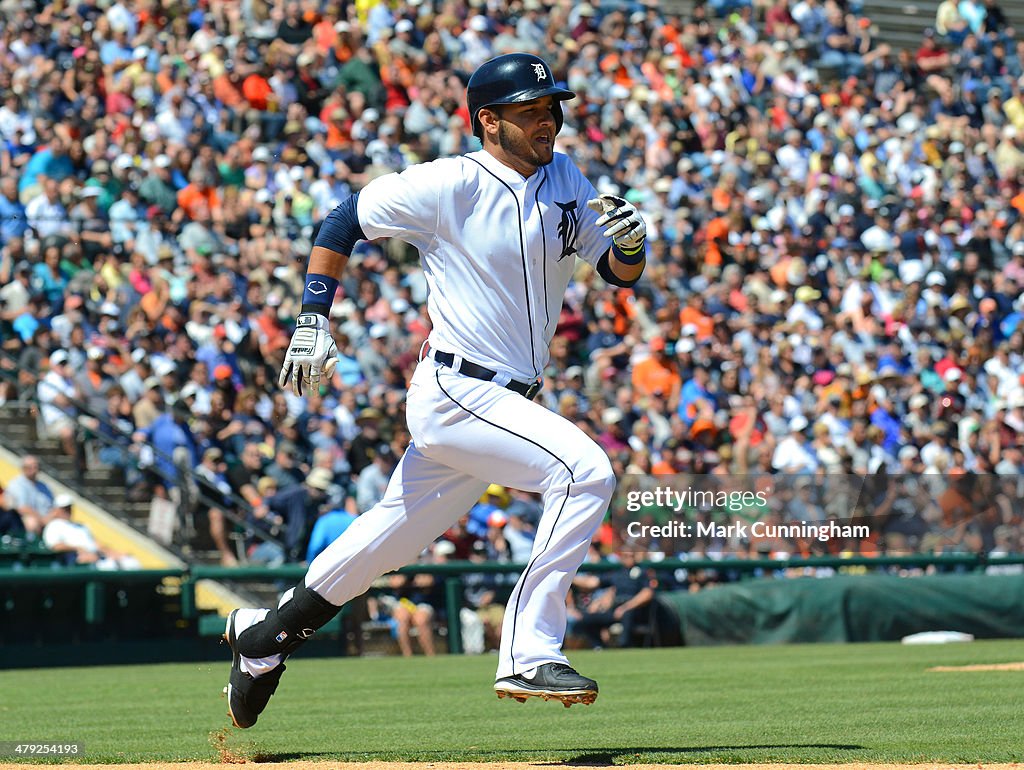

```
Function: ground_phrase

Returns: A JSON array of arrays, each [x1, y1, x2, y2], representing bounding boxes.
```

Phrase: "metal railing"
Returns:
[[0, 347, 286, 559]]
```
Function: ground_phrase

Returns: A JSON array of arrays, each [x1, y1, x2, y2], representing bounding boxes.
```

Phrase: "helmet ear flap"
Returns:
[[552, 101, 564, 133]]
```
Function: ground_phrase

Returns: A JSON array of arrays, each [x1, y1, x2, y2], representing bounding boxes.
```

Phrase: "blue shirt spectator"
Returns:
[[306, 509, 358, 562], [137, 407, 199, 489], [0, 180, 27, 244]]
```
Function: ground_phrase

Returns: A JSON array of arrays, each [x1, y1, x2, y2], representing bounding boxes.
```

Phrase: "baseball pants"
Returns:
[[305, 356, 616, 678]]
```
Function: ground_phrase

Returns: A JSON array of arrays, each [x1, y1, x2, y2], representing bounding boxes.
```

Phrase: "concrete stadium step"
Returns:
[[40, 455, 78, 474], [0, 419, 36, 439], [83, 467, 120, 484], [0, 417, 32, 429], [30, 438, 64, 455], [0, 402, 36, 418], [121, 502, 153, 520], [89, 485, 130, 502]]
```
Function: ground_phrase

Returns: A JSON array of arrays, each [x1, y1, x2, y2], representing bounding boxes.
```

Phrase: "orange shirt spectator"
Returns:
[[140, 283, 169, 323], [657, 23, 694, 68], [213, 71, 246, 109], [728, 286, 748, 312], [596, 289, 637, 337], [640, 60, 674, 102], [1011, 190, 1024, 215], [679, 296, 714, 341], [255, 307, 290, 355], [651, 458, 677, 475], [313, 17, 339, 54], [242, 72, 274, 111], [155, 67, 176, 95], [728, 410, 764, 447], [631, 339, 681, 399], [177, 184, 221, 221], [769, 255, 793, 287], [320, 99, 350, 149], [704, 214, 728, 267]]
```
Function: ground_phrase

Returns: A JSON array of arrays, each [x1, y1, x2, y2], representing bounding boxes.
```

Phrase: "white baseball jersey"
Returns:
[[356, 150, 612, 380], [247, 148, 627, 685]]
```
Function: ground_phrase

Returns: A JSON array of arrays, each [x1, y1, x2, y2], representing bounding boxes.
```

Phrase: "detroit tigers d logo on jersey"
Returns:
[[555, 200, 579, 261]]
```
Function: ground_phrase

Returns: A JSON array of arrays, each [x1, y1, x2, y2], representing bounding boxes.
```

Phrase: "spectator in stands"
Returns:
[[76, 347, 114, 416], [36, 351, 78, 458], [0, 178, 27, 246], [631, 337, 682, 402], [460, 539, 508, 653], [25, 178, 71, 240], [466, 483, 511, 540], [81, 385, 137, 482], [132, 401, 199, 498], [228, 442, 267, 508], [261, 466, 334, 562], [570, 550, 657, 649], [936, 0, 969, 43], [355, 442, 396, 513], [244, 475, 285, 566], [305, 501, 359, 563], [42, 494, 141, 569], [264, 440, 306, 491], [2, 455, 51, 536], [194, 446, 239, 566], [379, 572, 438, 657], [0, 482, 26, 536], [347, 408, 386, 475], [502, 504, 538, 563], [773, 417, 820, 473]]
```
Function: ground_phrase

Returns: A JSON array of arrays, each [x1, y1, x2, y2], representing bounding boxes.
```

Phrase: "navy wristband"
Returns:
[[302, 273, 339, 312], [612, 241, 646, 265]]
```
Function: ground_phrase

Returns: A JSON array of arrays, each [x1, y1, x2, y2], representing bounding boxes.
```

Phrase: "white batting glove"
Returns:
[[587, 193, 647, 252], [278, 313, 339, 397]]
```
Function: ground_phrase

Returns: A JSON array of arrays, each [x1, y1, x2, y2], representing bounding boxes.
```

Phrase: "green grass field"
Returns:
[[2, 640, 1023, 764]]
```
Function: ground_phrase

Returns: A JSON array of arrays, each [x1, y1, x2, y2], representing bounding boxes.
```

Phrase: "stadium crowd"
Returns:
[[1, 0, 1023, 591]]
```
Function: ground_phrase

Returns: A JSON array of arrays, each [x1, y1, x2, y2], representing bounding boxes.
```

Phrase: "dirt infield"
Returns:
[[927, 662, 1024, 672], [2, 764, 1021, 769]]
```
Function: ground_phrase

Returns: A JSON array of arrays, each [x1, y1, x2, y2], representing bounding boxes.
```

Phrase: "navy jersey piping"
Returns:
[[466, 155, 539, 378], [435, 368, 575, 675], [534, 168, 551, 336]]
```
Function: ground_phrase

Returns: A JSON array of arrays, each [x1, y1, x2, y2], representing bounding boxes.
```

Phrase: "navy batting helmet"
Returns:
[[466, 53, 575, 138]]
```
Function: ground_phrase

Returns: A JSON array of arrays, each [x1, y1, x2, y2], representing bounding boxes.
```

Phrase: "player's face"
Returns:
[[493, 97, 556, 172]]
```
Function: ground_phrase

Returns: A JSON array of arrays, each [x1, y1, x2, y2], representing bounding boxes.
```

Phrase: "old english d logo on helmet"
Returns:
[[466, 53, 576, 137]]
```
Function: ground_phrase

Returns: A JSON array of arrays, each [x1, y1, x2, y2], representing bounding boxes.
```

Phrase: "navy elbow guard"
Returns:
[[314, 193, 366, 257]]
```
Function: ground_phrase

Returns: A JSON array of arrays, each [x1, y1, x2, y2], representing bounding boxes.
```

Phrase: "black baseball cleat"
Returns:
[[223, 609, 286, 728], [494, 663, 599, 707]]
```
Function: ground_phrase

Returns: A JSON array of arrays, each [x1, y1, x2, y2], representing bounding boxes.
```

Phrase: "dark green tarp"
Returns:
[[655, 573, 1024, 645]]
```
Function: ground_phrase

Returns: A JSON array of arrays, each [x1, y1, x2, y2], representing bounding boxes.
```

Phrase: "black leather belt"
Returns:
[[432, 349, 542, 399]]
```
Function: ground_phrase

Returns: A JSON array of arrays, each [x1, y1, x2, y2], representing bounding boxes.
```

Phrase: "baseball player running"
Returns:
[[223, 52, 647, 727]]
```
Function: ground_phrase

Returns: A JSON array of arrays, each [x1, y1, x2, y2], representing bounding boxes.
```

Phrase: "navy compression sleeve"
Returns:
[[313, 193, 366, 256]]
